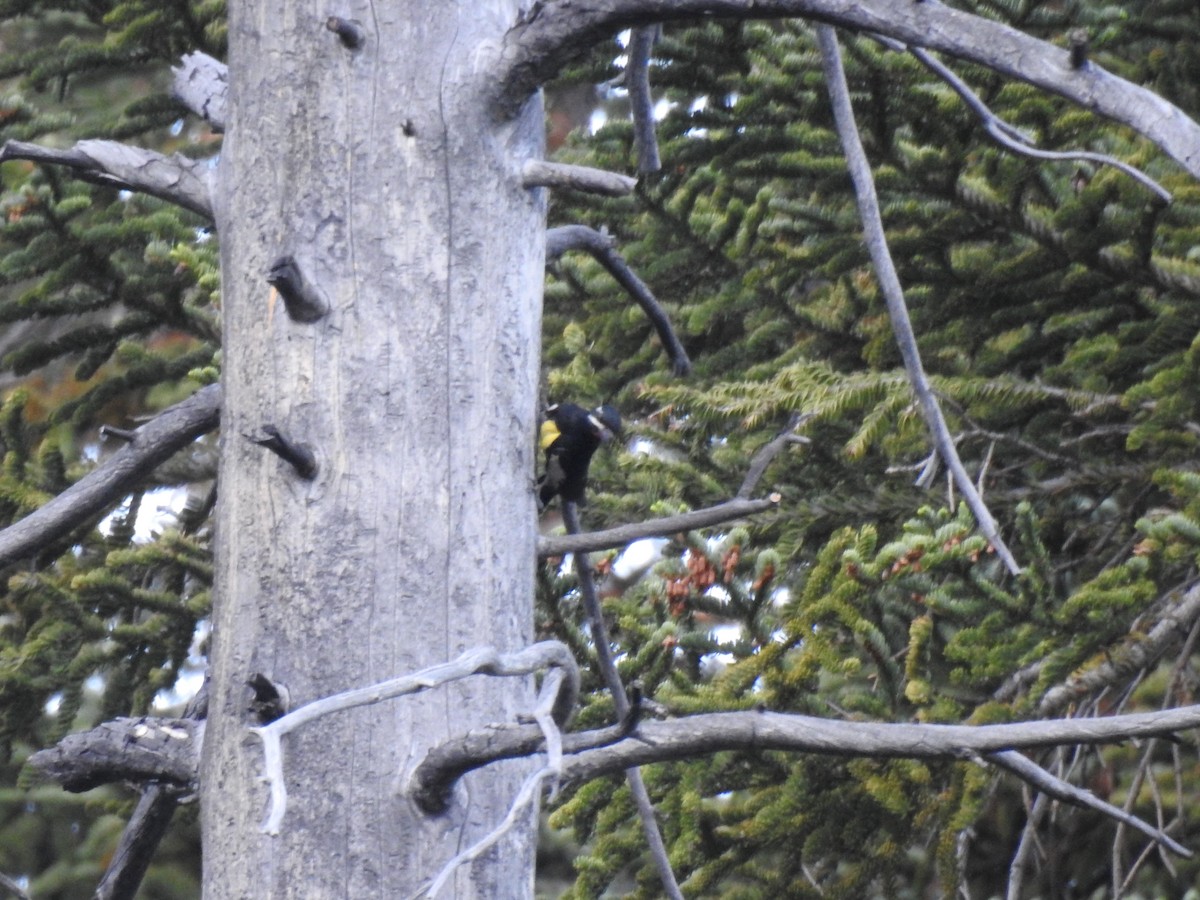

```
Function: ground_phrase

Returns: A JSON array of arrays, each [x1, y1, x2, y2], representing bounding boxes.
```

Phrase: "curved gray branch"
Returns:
[[626, 25, 662, 174], [817, 25, 1020, 574], [0, 384, 222, 568], [537, 494, 780, 557], [495, 0, 1200, 182], [0, 140, 214, 219], [415, 705, 1200, 857], [547, 224, 690, 374]]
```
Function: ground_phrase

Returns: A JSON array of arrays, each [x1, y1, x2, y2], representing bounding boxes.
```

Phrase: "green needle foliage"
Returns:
[[541, 4, 1200, 896], [0, 2, 222, 896]]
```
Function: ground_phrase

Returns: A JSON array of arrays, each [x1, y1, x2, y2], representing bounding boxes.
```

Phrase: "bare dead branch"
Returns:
[[0, 140, 214, 219], [561, 501, 685, 900], [817, 24, 1020, 575], [0, 872, 30, 900], [409, 714, 637, 813], [522, 159, 637, 196], [27, 717, 200, 792], [546, 224, 690, 374], [93, 785, 184, 900], [253, 642, 578, 834], [891, 40, 1172, 203], [738, 414, 811, 498], [495, 1, 1200, 183], [987, 749, 1189, 858], [90, 681, 207, 900], [0, 384, 221, 569], [414, 704, 1200, 860], [626, 25, 662, 174], [171, 51, 228, 131], [554, 706, 1200, 785], [537, 494, 780, 558]]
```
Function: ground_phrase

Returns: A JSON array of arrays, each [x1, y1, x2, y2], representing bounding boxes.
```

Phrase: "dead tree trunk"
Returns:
[[201, 2, 546, 896]]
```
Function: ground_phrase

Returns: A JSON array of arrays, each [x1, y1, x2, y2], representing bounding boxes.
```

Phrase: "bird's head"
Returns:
[[589, 405, 622, 443]]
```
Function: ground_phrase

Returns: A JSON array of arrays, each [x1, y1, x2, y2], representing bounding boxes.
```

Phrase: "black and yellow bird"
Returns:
[[538, 402, 622, 509]]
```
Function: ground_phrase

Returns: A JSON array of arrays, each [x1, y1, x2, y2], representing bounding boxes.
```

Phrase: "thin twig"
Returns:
[[546, 224, 690, 374], [562, 502, 685, 900], [1005, 790, 1050, 900], [0, 872, 30, 900], [988, 749, 1189, 857], [538, 494, 780, 558], [877, 38, 1172, 204], [737, 414, 810, 498], [626, 25, 662, 174], [414, 766, 554, 900], [816, 24, 1020, 575]]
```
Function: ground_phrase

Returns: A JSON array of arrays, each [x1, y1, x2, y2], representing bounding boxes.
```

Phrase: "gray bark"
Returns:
[[201, 2, 546, 897]]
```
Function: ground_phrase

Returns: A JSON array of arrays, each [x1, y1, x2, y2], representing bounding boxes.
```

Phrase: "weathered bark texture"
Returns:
[[201, 1, 546, 897]]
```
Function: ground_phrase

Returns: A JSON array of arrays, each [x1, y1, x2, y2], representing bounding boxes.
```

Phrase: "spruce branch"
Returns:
[[546, 224, 690, 374], [0, 384, 222, 569], [495, 0, 1200, 182], [626, 25, 662, 174], [0, 140, 214, 219], [994, 582, 1200, 714], [522, 159, 637, 196], [561, 501, 685, 900], [171, 51, 228, 131], [817, 24, 1020, 575], [538, 495, 780, 557]]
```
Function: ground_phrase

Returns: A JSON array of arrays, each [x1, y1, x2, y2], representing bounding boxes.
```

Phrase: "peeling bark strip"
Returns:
[[0, 385, 221, 568], [495, 0, 1200, 179]]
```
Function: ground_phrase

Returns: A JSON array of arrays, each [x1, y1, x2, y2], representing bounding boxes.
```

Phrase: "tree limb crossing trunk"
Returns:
[[201, 2, 546, 896]]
